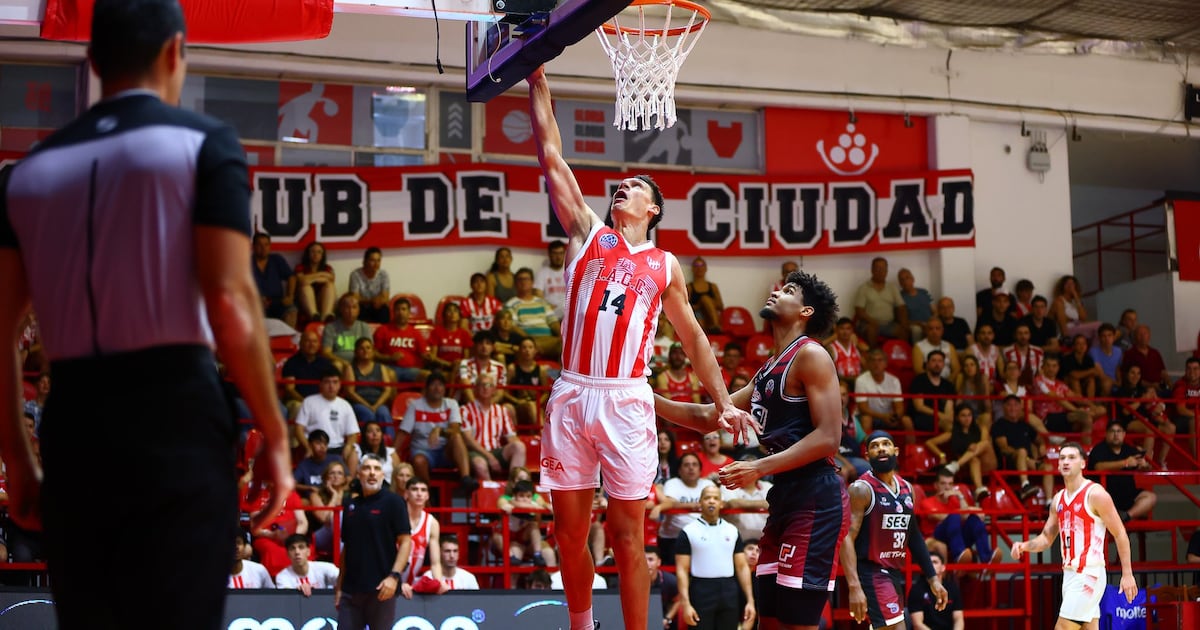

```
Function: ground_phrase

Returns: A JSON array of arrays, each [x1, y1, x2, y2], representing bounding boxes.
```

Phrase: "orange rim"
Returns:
[[599, 0, 711, 37]]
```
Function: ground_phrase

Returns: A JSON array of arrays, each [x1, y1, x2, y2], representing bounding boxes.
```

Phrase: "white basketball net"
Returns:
[[595, 3, 708, 132]]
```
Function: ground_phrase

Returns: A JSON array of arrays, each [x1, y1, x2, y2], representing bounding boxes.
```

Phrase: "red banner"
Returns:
[[1176, 199, 1200, 282], [250, 163, 975, 257], [41, 0, 333, 43]]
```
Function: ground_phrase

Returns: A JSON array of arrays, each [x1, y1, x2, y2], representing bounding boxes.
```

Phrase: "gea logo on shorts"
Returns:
[[541, 457, 566, 472], [228, 616, 482, 630]]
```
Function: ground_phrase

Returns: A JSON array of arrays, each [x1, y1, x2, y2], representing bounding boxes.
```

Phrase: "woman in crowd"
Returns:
[[353, 421, 399, 482], [348, 246, 391, 323], [311, 461, 348, 556], [1051, 275, 1101, 342], [1115, 365, 1175, 468], [926, 405, 996, 502], [686, 257, 724, 334], [462, 272, 503, 333], [294, 241, 336, 322], [486, 247, 517, 303], [506, 337, 550, 427], [343, 338, 396, 435], [955, 355, 993, 431]]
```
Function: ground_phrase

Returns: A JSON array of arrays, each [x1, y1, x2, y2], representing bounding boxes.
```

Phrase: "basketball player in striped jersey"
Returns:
[[529, 67, 754, 630], [397, 477, 441, 597], [1012, 443, 1137, 629], [656, 270, 849, 630]]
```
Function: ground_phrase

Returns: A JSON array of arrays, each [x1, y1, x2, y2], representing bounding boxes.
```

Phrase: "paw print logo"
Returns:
[[816, 123, 879, 176]]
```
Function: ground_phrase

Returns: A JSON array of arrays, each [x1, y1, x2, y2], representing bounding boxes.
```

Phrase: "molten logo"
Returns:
[[541, 457, 565, 473], [816, 123, 879, 176]]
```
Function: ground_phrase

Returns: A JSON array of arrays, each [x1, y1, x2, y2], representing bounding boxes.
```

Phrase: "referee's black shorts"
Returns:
[[688, 576, 740, 630], [40, 345, 239, 630]]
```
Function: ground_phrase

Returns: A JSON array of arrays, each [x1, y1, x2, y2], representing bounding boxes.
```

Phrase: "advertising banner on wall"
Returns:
[[0, 589, 654, 629], [250, 162, 974, 257]]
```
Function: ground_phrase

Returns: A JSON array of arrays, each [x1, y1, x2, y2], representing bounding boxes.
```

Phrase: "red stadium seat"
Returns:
[[521, 435, 541, 465], [269, 335, 297, 354], [707, 334, 732, 359], [881, 338, 915, 388], [304, 321, 325, 340], [392, 391, 423, 420], [436, 295, 467, 325], [980, 487, 1023, 519], [720, 306, 756, 340], [22, 380, 37, 402], [745, 334, 773, 371], [900, 443, 938, 476], [391, 293, 429, 324], [677, 440, 702, 457]]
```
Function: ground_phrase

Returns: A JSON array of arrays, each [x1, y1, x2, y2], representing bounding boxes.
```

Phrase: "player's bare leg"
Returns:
[[606, 497, 650, 630], [551, 489, 598, 628]]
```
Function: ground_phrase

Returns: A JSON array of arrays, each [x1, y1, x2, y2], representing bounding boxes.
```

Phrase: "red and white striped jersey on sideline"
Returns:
[[228, 560, 272, 589], [402, 510, 435, 584], [462, 401, 515, 452], [1055, 481, 1107, 572], [461, 295, 503, 333], [829, 340, 863, 380], [561, 224, 671, 378]]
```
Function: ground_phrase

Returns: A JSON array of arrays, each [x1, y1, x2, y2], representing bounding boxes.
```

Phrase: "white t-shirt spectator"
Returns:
[[721, 480, 772, 542], [660, 477, 715, 539], [422, 568, 480, 590], [228, 561, 273, 589], [400, 397, 462, 450], [853, 371, 904, 418], [295, 393, 359, 449], [535, 262, 567, 317], [551, 570, 607, 590], [274, 561, 340, 589]]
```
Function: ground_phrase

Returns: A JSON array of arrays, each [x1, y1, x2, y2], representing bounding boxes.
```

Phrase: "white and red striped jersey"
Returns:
[[462, 401, 515, 451], [402, 510, 436, 584], [461, 295, 503, 334], [457, 358, 506, 389], [967, 343, 1000, 381], [1055, 481, 1107, 572], [228, 560, 273, 589], [828, 340, 863, 380], [1003, 344, 1044, 376], [274, 561, 340, 589], [560, 224, 671, 378]]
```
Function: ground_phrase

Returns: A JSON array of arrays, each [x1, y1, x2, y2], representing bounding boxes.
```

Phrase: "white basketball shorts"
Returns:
[[1059, 567, 1105, 623], [539, 370, 657, 500]]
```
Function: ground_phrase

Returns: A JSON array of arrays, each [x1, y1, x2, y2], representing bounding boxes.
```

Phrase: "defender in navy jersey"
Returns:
[[657, 270, 848, 630], [841, 431, 947, 629], [0, 2, 292, 628]]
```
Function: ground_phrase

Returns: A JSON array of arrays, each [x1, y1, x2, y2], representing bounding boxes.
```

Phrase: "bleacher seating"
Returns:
[[391, 293, 428, 323], [720, 306, 756, 340]]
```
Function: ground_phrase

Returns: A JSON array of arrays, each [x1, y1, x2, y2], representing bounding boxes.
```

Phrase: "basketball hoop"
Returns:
[[594, 0, 710, 131]]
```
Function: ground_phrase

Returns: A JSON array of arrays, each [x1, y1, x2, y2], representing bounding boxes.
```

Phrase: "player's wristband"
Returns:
[[389, 571, 403, 582]]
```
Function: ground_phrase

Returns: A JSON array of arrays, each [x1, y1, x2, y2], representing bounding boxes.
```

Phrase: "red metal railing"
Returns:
[[1071, 200, 1169, 296]]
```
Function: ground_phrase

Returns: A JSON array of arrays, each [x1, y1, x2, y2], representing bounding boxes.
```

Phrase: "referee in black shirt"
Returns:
[[676, 485, 756, 630], [0, 2, 292, 629]]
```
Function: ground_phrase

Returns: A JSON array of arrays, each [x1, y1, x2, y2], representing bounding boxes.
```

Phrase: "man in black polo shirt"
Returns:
[[0, 1, 292, 628], [337, 453, 412, 629], [1087, 423, 1157, 522], [909, 350, 957, 434], [282, 330, 336, 419], [991, 396, 1047, 501]]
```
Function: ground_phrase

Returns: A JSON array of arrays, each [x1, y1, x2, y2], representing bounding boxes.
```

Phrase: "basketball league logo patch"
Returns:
[[764, 378, 775, 399], [599, 233, 619, 249]]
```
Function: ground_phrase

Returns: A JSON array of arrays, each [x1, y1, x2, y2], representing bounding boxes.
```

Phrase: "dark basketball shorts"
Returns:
[[861, 564, 906, 629]]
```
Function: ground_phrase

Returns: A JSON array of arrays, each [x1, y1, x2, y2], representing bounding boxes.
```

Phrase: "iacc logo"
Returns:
[[816, 123, 879, 176]]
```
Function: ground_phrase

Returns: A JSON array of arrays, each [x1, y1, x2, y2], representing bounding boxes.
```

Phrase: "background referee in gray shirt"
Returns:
[[675, 485, 757, 629], [0, 1, 292, 628]]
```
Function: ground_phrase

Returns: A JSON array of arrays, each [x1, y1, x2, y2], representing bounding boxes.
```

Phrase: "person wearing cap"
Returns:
[[977, 288, 1018, 347], [841, 431, 947, 628]]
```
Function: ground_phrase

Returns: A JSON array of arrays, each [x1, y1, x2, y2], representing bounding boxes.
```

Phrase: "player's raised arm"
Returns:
[[527, 67, 596, 244], [654, 382, 754, 436], [1090, 485, 1138, 602]]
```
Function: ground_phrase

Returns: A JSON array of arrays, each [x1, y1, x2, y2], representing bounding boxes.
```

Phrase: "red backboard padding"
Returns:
[[41, 0, 334, 44]]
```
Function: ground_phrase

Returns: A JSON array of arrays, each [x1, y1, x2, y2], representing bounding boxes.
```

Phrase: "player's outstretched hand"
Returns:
[[717, 405, 759, 445], [528, 65, 546, 83], [718, 459, 762, 490], [1120, 574, 1138, 603], [1010, 541, 1027, 560], [248, 441, 296, 532]]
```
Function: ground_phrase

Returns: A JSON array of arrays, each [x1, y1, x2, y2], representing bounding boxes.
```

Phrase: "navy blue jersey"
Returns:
[[853, 471, 916, 571], [751, 335, 836, 484]]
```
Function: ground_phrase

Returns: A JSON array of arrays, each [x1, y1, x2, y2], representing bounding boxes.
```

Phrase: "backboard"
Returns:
[[466, 0, 634, 102]]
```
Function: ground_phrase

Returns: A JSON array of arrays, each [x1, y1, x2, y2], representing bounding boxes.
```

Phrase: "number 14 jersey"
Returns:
[[560, 223, 671, 379], [853, 471, 917, 570]]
